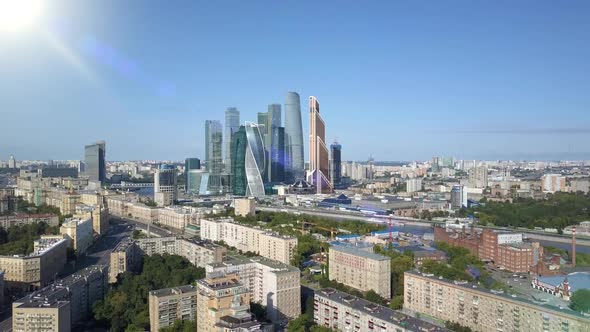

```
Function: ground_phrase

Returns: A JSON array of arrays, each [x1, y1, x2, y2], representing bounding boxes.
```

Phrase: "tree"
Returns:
[[570, 289, 590, 313], [389, 295, 404, 310], [160, 320, 197, 332], [365, 290, 387, 305]]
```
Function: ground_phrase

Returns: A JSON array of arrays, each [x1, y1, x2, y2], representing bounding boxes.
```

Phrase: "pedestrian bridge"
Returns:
[[109, 181, 154, 189]]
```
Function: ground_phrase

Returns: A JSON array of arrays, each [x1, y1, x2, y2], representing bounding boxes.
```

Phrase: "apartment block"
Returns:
[[0, 214, 59, 229], [157, 206, 199, 232], [234, 197, 256, 217], [314, 288, 449, 332], [109, 238, 140, 283], [60, 217, 93, 255], [12, 265, 108, 332], [200, 218, 297, 265], [196, 273, 252, 332], [329, 243, 391, 298], [132, 236, 225, 268], [206, 255, 301, 322], [74, 204, 109, 236], [403, 271, 590, 332], [0, 237, 68, 290], [149, 284, 197, 332], [136, 236, 179, 256]]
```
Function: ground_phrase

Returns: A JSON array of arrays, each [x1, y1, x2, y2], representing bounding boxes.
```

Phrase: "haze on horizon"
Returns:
[[1, 0, 589, 162]]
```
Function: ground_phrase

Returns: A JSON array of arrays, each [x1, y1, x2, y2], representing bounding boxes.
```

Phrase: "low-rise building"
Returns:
[[329, 243, 391, 299], [60, 217, 93, 255], [12, 265, 108, 332], [234, 197, 256, 217], [314, 288, 449, 332], [148, 284, 197, 332], [206, 256, 301, 322], [0, 237, 68, 291], [403, 271, 590, 332], [200, 218, 297, 265]]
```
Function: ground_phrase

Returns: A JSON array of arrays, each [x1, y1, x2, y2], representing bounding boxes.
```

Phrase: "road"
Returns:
[[112, 216, 175, 237], [0, 222, 133, 332]]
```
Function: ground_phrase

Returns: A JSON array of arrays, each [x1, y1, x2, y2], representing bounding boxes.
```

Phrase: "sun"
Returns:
[[0, 0, 43, 32]]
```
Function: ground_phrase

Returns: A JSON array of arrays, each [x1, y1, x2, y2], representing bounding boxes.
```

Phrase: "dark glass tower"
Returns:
[[231, 126, 248, 196], [84, 140, 106, 184], [231, 123, 266, 197], [284, 92, 304, 181], [185, 158, 201, 186], [330, 141, 342, 186]]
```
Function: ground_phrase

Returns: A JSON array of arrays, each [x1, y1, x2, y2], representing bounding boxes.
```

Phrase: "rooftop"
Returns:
[[208, 255, 299, 274], [149, 284, 197, 297], [62, 217, 91, 227], [538, 272, 590, 293], [317, 288, 450, 332], [113, 237, 135, 252], [330, 242, 389, 261]]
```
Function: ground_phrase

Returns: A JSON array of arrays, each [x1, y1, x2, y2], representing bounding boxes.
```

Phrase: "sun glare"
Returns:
[[0, 0, 43, 32]]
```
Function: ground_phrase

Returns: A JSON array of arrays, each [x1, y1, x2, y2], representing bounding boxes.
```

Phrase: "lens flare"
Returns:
[[0, 0, 43, 32]]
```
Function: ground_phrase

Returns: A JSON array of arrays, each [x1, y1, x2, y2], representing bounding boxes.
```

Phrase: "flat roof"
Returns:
[[208, 255, 299, 274], [149, 284, 196, 297], [330, 243, 389, 261], [317, 288, 449, 331]]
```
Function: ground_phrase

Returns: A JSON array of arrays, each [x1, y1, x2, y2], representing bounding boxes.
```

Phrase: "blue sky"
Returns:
[[1, 0, 589, 161]]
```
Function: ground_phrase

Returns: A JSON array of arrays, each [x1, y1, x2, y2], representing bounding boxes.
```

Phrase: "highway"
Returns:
[[112, 216, 175, 237]]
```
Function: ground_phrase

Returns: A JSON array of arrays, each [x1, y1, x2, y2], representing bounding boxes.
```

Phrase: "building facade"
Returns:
[[234, 197, 256, 217], [231, 123, 267, 197], [60, 217, 93, 255], [205, 120, 224, 193], [308, 96, 333, 194], [224, 108, 240, 174], [184, 158, 201, 188], [148, 285, 197, 332], [109, 238, 140, 283], [84, 141, 106, 184], [404, 271, 590, 332], [284, 91, 304, 182], [154, 165, 178, 207], [328, 243, 391, 299], [330, 141, 342, 187]]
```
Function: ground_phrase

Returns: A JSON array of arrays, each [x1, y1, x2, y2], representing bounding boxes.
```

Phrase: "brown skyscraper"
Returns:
[[308, 96, 333, 193]]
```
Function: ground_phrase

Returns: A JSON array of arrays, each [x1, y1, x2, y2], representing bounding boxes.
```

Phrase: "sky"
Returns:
[[1, 0, 589, 162]]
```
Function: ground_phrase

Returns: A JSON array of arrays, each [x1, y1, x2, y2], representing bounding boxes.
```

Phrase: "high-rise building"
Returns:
[[257, 112, 268, 142], [8, 155, 16, 169], [205, 120, 223, 193], [541, 174, 566, 192], [284, 91, 304, 181], [450, 185, 467, 209], [308, 96, 332, 194], [84, 141, 106, 184], [265, 104, 285, 183], [406, 178, 423, 193], [231, 123, 266, 197], [184, 158, 200, 188], [469, 165, 488, 188], [149, 285, 197, 332], [154, 164, 178, 206], [224, 108, 240, 174], [330, 141, 342, 187]]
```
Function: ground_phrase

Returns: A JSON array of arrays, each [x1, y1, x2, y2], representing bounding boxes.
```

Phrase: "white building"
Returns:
[[542, 174, 566, 192], [60, 217, 93, 255], [406, 178, 423, 193]]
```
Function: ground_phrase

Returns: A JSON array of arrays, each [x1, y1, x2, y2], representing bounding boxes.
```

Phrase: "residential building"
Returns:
[[403, 271, 590, 332], [284, 91, 304, 182], [406, 178, 423, 193], [196, 273, 251, 332], [135, 237, 226, 267], [109, 238, 140, 283], [315, 288, 450, 332], [8, 155, 16, 169], [231, 123, 266, 197], [224, 108, 240, 174], [39, 167, 78, 178], [329, 243, 391, 298], [450, 185, 467, 209], [13, 265, 108, 332], [0, 237, 68, 290], [154, 165, 178, 207], [468, 166, 488, 188], [330, 141, 342, 187], [149, 285, 197, 332], [74, 204, 109, 236], [60, 217, 93, 255], [542, 174, 566, 192], [308, 96, 333, 194], [234, 197, 256, 217], [199, 218, 297, 265], [0, 214, 59, 229], [410, 249, 448, 267], [84, 141, 106, 184], [157, 206, 199, 232], [206, 256, 301, 322]]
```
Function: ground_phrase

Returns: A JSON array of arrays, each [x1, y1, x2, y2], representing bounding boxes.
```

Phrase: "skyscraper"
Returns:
[[154, 164, 178, 206], [224, 108, 240, 173], [308, 96, 332, 194], [205, 120, 223, 193], [84, 141, 106, 184], [7, 155, 16, 169], [284, 91, 304, 181], [330, 141, 342, 187], [231, 123, 266, 197], [184, 158, 200, 188], [266, 104, 285, 183], [257, 112, 268, 144]]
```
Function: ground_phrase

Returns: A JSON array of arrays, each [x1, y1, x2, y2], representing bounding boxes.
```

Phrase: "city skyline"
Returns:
[[1, 1, 589, 161]]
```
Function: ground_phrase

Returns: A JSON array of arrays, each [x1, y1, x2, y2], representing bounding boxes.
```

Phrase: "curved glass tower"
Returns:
[[284, 91, 304, 181], [231, 122, 266, 197]]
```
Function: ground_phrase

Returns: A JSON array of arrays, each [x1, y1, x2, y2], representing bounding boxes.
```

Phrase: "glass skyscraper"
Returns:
[[205, 120, 223, 193], [185, 158, 201, 189], [284, 91, 304, 182], [84, 140, 106, 184], [266, 104, 285, 183], [224, 108, 240, 174], [231, 123, 266, 197], [308, 96, 332, 193], [330, 141, 342, 186]]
